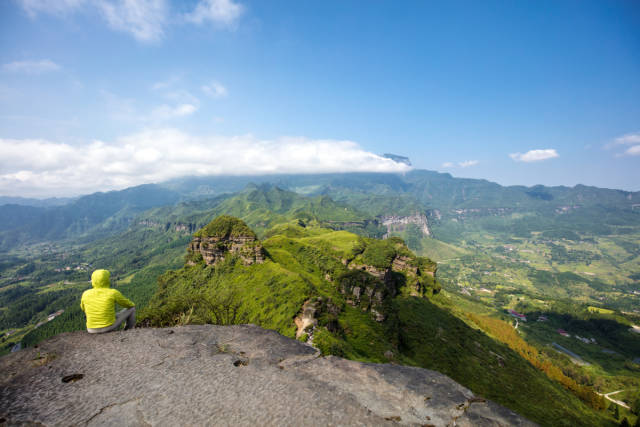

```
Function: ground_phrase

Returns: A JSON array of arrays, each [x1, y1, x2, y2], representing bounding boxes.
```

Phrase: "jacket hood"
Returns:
[[91, 269, 111, 289]]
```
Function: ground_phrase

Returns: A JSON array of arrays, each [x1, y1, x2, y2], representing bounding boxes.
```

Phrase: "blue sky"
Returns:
[[0, 0, 639, 197]]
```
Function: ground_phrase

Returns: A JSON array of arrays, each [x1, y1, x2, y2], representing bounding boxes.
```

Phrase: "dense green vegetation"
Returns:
[[1, 171, 638, 426], [193, 215, 257, 238]]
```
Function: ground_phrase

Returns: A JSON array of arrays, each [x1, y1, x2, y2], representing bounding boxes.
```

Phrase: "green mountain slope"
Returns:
[[139, 183, 385, 239], [139, 216, 612, 426], [0, 184, 181, 250]]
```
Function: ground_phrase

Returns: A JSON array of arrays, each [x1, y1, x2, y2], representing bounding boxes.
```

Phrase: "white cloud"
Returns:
[[612, 132, 640, 146], [2, 59, 61, 74], [17, 0, 84, 17], [441, 160, 478, 168], [0, 130, 411, 197], [149, 103, 198, 120], [458, 160, 478, 168], [202, 81, 227, 98], [101, 89, 199, 122], [164, 89, 199, 105], [509, 149, 558, 163], [98, 0, 168, 42], [625, 145, 640, 156], [17, 0, 245, 42], [607, 132, 640, 157], [186, 0, 244, 27], [151, 75, 181, 91]]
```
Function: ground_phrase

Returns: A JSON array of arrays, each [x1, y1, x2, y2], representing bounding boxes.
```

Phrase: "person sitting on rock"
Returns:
[[81, 269, 136, 333]]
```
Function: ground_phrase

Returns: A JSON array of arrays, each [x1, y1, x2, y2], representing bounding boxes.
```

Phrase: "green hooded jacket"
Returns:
[[80, 269, 134, 329]]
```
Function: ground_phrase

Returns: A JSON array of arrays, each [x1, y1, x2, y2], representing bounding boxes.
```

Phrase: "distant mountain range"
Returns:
[[1, 169, 638, 251], [0, 196, 75, 208]]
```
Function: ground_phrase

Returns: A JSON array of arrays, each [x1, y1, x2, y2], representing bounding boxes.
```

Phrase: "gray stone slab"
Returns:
[[0, 325, 535, 426]]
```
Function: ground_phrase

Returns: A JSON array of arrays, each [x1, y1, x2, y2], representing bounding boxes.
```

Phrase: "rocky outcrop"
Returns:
[[188, 235, 264, 266], [341, 254, 437, 320], [294, 299, 318, 341], [381, 213, 430, 238], [187, 216, 265, 266], [0, 325, 535, 426]]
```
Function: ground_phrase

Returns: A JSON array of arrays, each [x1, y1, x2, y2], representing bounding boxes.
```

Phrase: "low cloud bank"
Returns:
[[0, 129, 411, 197]]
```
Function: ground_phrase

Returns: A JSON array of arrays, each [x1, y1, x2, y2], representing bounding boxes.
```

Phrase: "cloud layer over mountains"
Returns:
[[0, 129, 411, 197]]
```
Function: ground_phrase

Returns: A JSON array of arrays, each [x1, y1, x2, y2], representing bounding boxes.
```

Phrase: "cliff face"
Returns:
[[0, 325, 535, 426], [381, 213, 430, 237], [337, 239, 438, 322], [188, 235, 265, 266], [187, 215, 265, 266]]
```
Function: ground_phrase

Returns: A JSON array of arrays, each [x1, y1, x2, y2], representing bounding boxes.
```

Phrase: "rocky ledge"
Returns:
[[0, 325, 535, 426]]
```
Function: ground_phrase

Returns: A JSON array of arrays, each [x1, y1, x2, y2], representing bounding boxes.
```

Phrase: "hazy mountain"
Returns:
[[0, 196, 75, 208], [0, 184, 181, 250], [3, 170, 637, 251]]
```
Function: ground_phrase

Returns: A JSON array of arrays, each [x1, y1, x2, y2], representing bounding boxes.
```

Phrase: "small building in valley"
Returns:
[[508, 309, 527, 322]]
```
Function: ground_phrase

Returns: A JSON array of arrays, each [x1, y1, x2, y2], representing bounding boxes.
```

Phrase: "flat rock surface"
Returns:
[[0, 325, 535, 426]]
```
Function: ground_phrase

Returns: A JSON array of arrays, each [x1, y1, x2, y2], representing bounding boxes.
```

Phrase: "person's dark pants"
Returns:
[[87, 307, 136, 334]]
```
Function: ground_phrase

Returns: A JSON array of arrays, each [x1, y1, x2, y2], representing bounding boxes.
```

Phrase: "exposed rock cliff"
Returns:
[[0, 325, 534, 426], [338, 239, 439, 321], [187, 215, 265, 266], [381, 213, 430, 238]]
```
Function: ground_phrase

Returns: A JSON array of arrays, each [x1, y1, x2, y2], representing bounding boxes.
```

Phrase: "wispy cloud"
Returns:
[[509, 149, 558, 162], [624, 145, 640, 156], [149, 103, 198, 120], [164, 89, 199, 105], [151, 75, 181, 91], [17, 0, 84, 17], [17, 0, 245, 42], [612, 132, 640, 146], [2, 59, 61, 74], [151, 89, 200, 120], [186, 0, 244, 27], [458, 160, 478, 168], [98, 0, 168, 42], [101, 88, 199, 122], [19, 0, 167, 42], [0, 130, 412, 197], [101, 89, 137, 121], [441, 160, 478, 168], [606, 132, 640, 157], [202, 81, 227, 98]]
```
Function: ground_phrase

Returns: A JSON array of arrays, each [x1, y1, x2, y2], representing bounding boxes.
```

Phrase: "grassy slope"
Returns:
[[396, 296, 610, 426], [140, 222, 612, 426]]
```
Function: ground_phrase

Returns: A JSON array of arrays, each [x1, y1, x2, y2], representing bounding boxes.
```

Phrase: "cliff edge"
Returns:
[[0, 325, 535, 426]]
